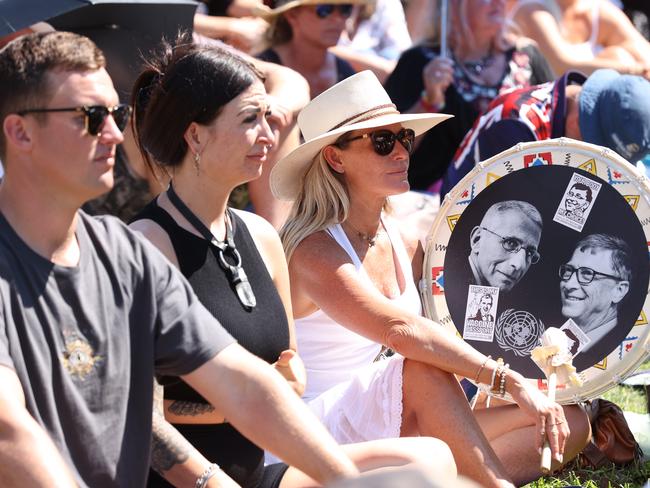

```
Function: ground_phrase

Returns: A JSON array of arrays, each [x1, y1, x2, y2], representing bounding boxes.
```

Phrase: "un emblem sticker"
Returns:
[[495, 309, 545, 357]]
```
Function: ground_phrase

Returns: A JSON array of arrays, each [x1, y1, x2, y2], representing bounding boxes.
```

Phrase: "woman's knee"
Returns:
[[398, 437, 457, 478], [564, 404, 592, 458]]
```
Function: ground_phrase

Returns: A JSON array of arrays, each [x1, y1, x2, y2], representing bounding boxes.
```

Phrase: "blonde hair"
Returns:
[[280, 150, 350, 261]]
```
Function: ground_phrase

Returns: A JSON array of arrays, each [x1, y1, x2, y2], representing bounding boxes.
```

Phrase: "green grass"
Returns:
[[524, 360, 650, 488]]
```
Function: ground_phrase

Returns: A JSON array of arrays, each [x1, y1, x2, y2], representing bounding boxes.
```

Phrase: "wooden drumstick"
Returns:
[[540, 368, 557, 474]]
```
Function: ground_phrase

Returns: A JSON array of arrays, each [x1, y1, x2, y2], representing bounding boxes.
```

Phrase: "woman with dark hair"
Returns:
[[129, 36, 457, 488]]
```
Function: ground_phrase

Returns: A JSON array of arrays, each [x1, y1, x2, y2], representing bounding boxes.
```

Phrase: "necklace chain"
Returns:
[[462, 51, 495, 76], [345, 220, 384, 247]]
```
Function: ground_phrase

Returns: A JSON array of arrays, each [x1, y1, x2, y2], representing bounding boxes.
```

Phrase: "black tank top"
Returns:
[[132, 200, 290, 488]]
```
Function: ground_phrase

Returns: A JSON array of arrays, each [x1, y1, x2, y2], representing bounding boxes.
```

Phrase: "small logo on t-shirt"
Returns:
[[61, 337, 102, 380]]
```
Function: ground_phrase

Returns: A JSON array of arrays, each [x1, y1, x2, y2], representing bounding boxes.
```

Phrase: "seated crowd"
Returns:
[[0, 1, 649, 487]]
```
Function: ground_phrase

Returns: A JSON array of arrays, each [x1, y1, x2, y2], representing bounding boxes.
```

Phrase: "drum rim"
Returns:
[[422, 137, 650, 403]]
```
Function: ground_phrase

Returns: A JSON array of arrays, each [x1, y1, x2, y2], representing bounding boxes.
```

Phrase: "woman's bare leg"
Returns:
[[474, 403, 591, 485], [399, 359, 514, 488], [279, 437, 457, 488]]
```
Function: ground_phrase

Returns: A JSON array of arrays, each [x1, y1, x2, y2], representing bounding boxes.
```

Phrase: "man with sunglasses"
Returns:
[[468, 200, 543, 293], [0, 31, 364, 487], [559, 234, 631, 354], [255, 0, 365, 97]]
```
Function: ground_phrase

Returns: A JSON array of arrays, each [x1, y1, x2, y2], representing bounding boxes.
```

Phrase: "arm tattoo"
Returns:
[[150, 379, 191, 474], [168, 400, 215, 417]]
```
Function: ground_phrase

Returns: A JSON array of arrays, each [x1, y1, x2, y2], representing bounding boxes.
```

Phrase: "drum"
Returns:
[[422, 138, 650, 403]]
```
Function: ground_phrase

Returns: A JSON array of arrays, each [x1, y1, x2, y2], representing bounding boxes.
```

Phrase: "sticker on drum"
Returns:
[[422, 138, 650, 403]]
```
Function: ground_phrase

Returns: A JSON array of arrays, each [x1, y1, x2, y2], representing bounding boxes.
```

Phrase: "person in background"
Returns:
[[129, 35, 457, 488], [508, 0, 650, 78], [385, 0, 553, 194], [255, 0, 367, 97], [444, 68, 650, 197], [194, 0, 269, 53], [329, 0, 412, 83]]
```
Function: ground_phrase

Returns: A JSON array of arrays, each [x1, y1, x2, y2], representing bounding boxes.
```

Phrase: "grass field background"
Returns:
[[523, 359, 650, 488]]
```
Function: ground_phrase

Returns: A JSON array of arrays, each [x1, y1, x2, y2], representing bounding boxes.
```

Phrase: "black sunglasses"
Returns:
[[315, 3, 354, 18], [17, 104, 132, 136], [338, 128, 416, 156]]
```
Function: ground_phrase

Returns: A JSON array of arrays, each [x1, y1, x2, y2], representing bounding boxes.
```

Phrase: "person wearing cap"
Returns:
[[443, 68, 650, 198], [254, 0, 366, 96], [274, 70, 591, 487]]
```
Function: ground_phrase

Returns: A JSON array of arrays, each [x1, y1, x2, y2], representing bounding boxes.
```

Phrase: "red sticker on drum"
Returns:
[[523, 152, 552, 167], [431, 266, 444, 295]]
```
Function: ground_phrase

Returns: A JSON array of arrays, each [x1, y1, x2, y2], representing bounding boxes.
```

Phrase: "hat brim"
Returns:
[[578, 69, 620, 151], [253, 0, 371, 19], [270, 112, 453, 201]]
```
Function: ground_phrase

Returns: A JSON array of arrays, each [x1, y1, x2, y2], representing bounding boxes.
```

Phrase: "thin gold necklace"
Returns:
[[345, 220, 384, 247]]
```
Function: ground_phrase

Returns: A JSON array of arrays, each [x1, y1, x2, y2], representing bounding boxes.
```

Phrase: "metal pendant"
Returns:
[[231, 265, 257, 309], [219, 246, 256, 310]]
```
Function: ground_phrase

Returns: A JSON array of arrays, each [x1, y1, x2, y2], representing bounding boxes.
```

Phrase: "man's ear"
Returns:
[[612, 280, 630, 304], [3, 114, 33, 152], [469, 225, 482, 251], [322, 145, 345, 174]]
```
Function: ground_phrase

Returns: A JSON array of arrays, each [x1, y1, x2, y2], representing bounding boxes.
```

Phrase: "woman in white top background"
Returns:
[[509, 0, 650, 77]]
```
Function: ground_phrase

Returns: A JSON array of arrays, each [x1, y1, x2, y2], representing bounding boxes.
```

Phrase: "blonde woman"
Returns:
[[275, 71, 591, 488]]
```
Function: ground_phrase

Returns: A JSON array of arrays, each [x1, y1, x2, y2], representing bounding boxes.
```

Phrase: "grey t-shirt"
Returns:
[[0, 211, 235, 487]]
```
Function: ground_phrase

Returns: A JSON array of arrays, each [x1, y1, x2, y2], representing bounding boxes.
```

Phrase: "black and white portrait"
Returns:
[[444, 165, 648, 376]]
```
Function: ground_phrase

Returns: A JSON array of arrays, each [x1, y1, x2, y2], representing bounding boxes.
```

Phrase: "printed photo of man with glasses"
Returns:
[[559, 234, 632, 354], [468, 200, 543, 293]]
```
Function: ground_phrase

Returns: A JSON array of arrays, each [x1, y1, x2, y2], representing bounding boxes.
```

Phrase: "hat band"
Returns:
[[329, 103, 399, 131]]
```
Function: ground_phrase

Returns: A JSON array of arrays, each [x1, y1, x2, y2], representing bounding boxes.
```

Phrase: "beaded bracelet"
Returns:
[[474, 355, 491, 384], [420, 90, 445, 112], [497, 363, 509, 397], [196, 463, 220, 488]]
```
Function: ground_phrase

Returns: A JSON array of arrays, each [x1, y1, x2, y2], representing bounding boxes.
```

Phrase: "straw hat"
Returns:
[[270, 71, 453, 201], [253, 0, 372, 19]]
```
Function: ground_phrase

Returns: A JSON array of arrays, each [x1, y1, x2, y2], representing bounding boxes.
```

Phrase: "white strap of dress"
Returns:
[[326, 223, 364, 270], [382, 217, 415, 286]]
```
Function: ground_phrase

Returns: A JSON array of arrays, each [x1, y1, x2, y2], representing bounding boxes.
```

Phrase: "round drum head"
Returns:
[[422, 138, 650, 403]]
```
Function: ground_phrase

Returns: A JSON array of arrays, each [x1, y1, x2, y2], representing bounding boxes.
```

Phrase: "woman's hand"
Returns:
[[422, 56, 454, 108], [273, 349, 307, 397], [507, 371, 570, 464]]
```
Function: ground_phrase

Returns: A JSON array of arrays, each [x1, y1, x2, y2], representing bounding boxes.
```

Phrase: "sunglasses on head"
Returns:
[[17, 104, 132, 136], [314, 3, 354, 18], [337, 128, 416, 156]]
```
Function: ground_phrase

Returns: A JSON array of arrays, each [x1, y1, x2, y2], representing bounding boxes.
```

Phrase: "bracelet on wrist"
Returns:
[[474, 355, 491, 384], [196, 463, 220, 488], [420, 90, 445, 112]]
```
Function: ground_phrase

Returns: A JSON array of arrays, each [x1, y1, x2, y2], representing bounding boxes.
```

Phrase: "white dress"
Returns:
[[298, 217, 422, 444]]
